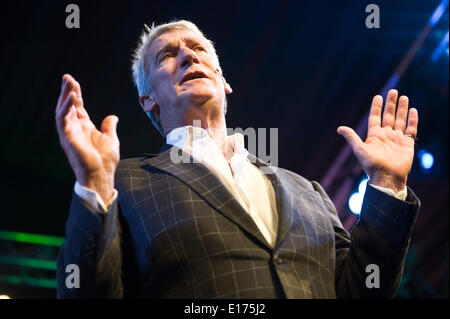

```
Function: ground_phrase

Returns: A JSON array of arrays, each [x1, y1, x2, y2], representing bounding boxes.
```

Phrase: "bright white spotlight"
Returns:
[[358, 177, 369, 194], [418, 150, 434, 169], [348, 192, 363, 215]]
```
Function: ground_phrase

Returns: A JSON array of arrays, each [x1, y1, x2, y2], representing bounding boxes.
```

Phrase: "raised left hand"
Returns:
[[337, 89, 419, 194]]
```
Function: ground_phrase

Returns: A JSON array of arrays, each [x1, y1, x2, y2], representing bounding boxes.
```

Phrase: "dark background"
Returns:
[[0, 0, 448, 298]]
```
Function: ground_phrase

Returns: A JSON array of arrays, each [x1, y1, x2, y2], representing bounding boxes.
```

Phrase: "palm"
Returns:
[[338, 89, 419, 191], [65, 109, 119, 174], [360, 125, 414, 179], [55, 74, 120, 182]]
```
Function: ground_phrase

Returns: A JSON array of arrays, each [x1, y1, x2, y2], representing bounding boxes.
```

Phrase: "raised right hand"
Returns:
[[55, 74, 120, 204]]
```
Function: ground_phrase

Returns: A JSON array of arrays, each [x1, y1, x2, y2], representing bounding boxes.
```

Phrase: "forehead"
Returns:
[[149, 29, 209, 55]]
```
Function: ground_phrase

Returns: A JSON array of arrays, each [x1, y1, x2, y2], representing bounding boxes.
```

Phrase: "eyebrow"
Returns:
[[154, 37, 207, 64], [154, 42, 177, 64]]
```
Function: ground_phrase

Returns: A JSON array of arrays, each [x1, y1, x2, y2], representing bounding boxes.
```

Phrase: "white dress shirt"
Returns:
[[166, 125, 279, 247], [75, 125, 408, 248]]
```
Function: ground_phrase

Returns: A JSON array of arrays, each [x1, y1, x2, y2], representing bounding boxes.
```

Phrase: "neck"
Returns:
[[164, 105, 228, 151]]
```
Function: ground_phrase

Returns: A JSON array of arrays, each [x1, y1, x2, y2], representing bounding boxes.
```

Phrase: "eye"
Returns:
[[194, 46, 206, 52], [159, 52, 175, 63]]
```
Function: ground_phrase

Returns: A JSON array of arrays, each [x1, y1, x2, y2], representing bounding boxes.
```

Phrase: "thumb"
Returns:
[[101, 115, 119, 137], [337, 126, 363, 150]]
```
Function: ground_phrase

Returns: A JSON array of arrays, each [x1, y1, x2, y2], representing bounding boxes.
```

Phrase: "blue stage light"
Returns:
[[349, 176, 370, 215], [358, 177, 369, 194], [429, 0, 448, 27], [431, 30, 449, 62], [348, 192, 363, 215], [418, 150, 434, 169]]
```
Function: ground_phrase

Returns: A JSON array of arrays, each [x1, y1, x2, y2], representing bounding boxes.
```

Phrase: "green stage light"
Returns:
[[0, 275, 57, 289], [0, 231, 64, 247], [0, 255, 57, 271]]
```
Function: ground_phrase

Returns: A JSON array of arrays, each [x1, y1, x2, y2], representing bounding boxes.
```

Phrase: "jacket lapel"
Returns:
[[247, 154, 294, 248], [142, 144, 273, 250]]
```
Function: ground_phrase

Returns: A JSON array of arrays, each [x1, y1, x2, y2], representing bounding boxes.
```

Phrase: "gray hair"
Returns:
[[131, 20, 224, 136]]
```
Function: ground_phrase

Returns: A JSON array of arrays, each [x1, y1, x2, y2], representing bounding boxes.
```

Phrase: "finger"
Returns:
[[74, 95, 89, 119], [394, 95, 409, 132], [367, 95, 382, 134], [101, 115, 119, 138], [71, 76, 82, 98], [337, 126, 364, 150], [405, 108, 419, 138], [70, 79, 90, 119], [65, 74, 83, 104], [382, 89, 398, 128], [56, 74, 72, 111], [66, 104, 78, 125], [55, 91, 77, 131], [65, 75, 91, 119]]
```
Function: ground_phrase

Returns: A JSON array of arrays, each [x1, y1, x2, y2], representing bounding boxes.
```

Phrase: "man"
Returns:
[[55, 20, 420, 298]]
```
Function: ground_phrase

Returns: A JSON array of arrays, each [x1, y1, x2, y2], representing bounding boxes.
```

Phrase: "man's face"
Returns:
[[145, 28, 231, 120]]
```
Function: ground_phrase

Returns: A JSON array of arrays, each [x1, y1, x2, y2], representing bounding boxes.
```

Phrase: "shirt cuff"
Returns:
[[369, 183, 408, 201], [74, 181, 118, 213]]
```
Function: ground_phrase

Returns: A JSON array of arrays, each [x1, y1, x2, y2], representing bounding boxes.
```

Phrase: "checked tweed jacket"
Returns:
[[57, 144, 420, 298]]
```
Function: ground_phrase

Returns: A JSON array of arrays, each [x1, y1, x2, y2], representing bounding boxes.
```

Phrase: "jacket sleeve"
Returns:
[[56, 192, 124, 298], [311, 182, 421, 298]]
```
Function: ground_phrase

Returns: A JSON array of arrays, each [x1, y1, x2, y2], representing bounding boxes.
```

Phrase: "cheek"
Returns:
[[153, 71, 177, 98]]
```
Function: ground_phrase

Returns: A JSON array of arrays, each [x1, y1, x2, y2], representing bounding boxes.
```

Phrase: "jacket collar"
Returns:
[[142, 144, 294, 250]]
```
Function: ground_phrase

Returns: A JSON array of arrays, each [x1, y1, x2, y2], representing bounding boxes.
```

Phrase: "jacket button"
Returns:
[[276, 258, 286, 265], [88, 230, 96, 241]]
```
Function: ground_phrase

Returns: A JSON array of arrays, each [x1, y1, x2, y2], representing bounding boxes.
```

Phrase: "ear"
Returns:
[[139, 93, 160, 116], [221, 76, 233, 94]]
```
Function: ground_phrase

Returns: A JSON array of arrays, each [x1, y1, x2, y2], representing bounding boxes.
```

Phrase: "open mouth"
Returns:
[[181, 71, 208, 84]]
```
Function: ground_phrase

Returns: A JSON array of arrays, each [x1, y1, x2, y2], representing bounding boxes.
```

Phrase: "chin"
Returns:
[[179, 94, 223, 115], [181, 88, 217, 104]]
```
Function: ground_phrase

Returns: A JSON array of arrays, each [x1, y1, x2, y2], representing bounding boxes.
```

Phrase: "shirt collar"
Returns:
[[166, 125, 210, 150], [166, 125, 249, 164]]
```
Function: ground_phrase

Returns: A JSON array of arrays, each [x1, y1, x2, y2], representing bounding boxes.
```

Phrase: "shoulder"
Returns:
[[274, 167, 337, 214], [114, 150, 175, 183], [277, 167, 331, 199], [114, 156, 161, 190], [273, 167, 317, 192], [116, 157, 147, 176]]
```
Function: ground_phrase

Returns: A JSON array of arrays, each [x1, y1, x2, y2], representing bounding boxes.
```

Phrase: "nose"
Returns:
[[179, 47, 200, 68]]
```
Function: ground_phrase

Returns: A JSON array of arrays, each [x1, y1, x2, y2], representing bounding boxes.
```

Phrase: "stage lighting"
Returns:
[[418, 150, 434, 170], [349, 192, 363, 215], [429, 0, 448, 27], [431, 30, 449, 62], [348, 176, 369, 215], [358, 176, 369, 194]]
